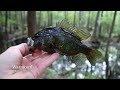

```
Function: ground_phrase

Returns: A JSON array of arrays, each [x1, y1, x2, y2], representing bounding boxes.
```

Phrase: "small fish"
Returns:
[[27, 20, 102, 65]]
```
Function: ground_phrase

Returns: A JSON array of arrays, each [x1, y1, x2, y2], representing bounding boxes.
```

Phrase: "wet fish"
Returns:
[[27, 20, 102, 65]]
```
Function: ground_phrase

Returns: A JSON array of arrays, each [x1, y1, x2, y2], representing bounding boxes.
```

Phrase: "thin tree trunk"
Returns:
[[98, 11, 104, 38], [64, 11, 68, 21], [73, 11, 76, 27], [47, 11, 52, 26], [86, 11, 91, 31], [75, 66, 79, 79], [86, 65, 89, 73], [23, 11, 26, 24], [50, 11, 53, 26], [23, 11, 26, 34], [5, 11, 8, 39], [15, 11, 19, 30], [8, 11, 12, 34], [21, 11, 24, 34], [105, 11, 117, 79], [0, 11, 2, 16], [90, 65, 93, 74], [79, 11, 82, 28], [5, 11, 9, 48], [92, 11, 100, 38], [27, 11, 36, 37], [61, 59, 66, 76], [47, 11, 50, 26], [38, 11, 42, 29]]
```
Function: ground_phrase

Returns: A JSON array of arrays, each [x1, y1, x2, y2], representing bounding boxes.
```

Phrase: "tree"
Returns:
[[21, 11, 24, 35], [79, 11, 82, 28], [64, 11, 68, 21], [5, 11, 8, 39], [27, 11, 36, 37], [92, 11, 100, 39], [38, 11, 42, 29], [47, 11, 53, 26], [105, 11, 117, 79], [98, 11, 104, 38], [73, 11, 76, 27], [8, 11, 12, 34], [86, 11, 91, 31]]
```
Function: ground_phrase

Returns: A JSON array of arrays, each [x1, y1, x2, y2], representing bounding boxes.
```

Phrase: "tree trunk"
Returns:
[[90, 65, 93, 74], [47, 11, 52, 26], [23, 11, 26, 24], [61, 58, 66, 76], [15, 11, 19, 30], [5, 11, 9, 48], [92, 11, 100, 39], [79, 11, 82, 28], [21, 11, 26, 35], [38, 11, 42, 29], [105, 11, 117, 79], [21, 11, 24, 35], [64, 11, 68, 21], [86, 11, 91, 31], [47, 11, 50, 26], [50, 11, 53, 26], [73, 11, 76, 27], [0, 11, 2, 16], [8, 11, 12, 34], [98, 11, 104, 38], [27, 11, 36, 37], [5, 11, 8, 39], [75, 66, 79, 79]]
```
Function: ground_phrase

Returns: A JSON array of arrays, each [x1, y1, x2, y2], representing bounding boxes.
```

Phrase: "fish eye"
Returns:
[[34, 34, 39, 39]]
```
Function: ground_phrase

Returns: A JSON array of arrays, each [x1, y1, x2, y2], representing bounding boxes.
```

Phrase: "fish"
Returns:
[[27, 20, 102, 66]]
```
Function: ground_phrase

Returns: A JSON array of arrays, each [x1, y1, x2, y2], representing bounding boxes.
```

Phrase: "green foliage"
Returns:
[[84, 72, 100, 79]]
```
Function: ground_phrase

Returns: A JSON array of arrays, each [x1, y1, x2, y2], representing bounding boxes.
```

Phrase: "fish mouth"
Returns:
[[27, 37, 34, 47]]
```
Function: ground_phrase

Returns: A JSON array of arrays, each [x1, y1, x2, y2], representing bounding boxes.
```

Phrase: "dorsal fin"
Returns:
[[56, 20, 91, 40]]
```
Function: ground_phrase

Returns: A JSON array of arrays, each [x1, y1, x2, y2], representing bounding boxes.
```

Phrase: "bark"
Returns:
[[73, 11, 76, 27], [92, 11, 100, 38], [79, 11, 82, 28], [98, 11, 104, 38], [5, 11, 8, 48], [47, 11, 52, 26], [38, 11, 42, 29], [86, 11, 91, 31], [27, 11, 36, 37], [5, 11, 8, 40], [64, 11, 68, 21], [105, 11, 117, 79]]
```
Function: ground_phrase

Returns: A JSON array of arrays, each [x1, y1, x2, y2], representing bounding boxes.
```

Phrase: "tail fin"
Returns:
[[86, 49, 102, 66]]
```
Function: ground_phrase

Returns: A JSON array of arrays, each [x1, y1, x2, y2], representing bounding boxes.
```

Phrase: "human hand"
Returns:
[[0, 43, 59, 79]]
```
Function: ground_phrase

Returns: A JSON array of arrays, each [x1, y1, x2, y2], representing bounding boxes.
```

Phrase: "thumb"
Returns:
[[15, 43, 29, 55]]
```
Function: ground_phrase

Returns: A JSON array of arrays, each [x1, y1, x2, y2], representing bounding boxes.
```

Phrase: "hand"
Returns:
[[0, 43, 59, 79]]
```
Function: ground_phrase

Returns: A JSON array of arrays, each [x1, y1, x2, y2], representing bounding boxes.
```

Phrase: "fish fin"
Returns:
[[56, 20, 91, 40], [67, 53, 87, 66], [86, 49, 102, 66]]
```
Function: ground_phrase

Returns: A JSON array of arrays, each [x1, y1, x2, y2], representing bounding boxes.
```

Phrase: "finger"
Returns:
[[37, 53, 59, 69], [32, 52, 50, 64], [15, 43, 29, 55], [32, 49, 42, 57], [24, 54, 34, 62], [30, 53, 59, 78], [24, 54, 40, 62], [39, 52, 50, 58], [22, 57, 32, 66]]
